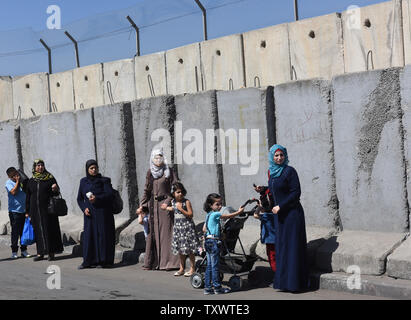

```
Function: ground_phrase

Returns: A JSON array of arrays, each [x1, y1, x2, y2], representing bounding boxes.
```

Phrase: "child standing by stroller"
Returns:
[[202, 193, 244, 295], [253, 185, 277, 273], [161, 182, 199, 277]]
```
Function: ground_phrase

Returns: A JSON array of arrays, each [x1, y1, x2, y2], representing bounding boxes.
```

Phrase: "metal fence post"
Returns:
[[39, 39, 52, 74], [126, 15, 141, 56], [64, 31, 80, 68], [194, 0, 208, 41]]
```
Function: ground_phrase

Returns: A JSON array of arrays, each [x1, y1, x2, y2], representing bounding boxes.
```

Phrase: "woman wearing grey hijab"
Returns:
[[136, 149, 180, 271]]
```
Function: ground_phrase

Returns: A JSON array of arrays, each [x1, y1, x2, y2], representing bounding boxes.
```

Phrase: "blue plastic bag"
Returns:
[[21, 217, 35, 245]]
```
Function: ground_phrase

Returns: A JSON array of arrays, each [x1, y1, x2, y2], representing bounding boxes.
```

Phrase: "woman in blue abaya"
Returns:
[[267, 144, 309, 292]]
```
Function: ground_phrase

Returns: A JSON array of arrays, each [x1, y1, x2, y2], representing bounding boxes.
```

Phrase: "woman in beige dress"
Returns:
[[136, 149, 180, 270]]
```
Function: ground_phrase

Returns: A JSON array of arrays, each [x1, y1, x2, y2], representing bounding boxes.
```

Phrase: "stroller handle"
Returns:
[[240, 198, 259, 209]]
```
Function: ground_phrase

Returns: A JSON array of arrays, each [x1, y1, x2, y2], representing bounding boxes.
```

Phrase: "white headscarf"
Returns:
[[150, 149, 170, 179]]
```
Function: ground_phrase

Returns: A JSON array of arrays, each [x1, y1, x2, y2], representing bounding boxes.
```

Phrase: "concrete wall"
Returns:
[[274, 79, 337, 228], [93, 102, 138, 221], [200, 34, 245, 91], [12, 73, 50, 119], [403, 0, 411, 65], [72, 64, 105, 110], [0, 77, 13, 121], [342, 0, 404, 73], [174, 90, 221, 222], [216, 87, 274, 211], [49, 70, 75, 112], [243, 24, 291, 87], [103, 59, 136, 105], [166, 43, 202, 96], [288, 13, 344, 81], [332, 68, 408, 233], [135, 52, 167, 99]]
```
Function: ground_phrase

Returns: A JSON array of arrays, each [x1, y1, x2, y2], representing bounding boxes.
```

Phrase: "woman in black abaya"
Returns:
[[77, 160, 115, 269]]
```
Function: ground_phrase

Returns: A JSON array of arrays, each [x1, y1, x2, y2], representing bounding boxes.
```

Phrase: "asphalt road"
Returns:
[[0, 236, 390, 302]]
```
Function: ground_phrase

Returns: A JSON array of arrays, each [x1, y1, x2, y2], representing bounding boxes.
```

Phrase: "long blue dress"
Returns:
[[268, 165, 309, 292], [77, 175, 115, 267]]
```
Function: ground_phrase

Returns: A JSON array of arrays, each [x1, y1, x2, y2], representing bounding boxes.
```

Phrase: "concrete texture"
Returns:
[[49, 70, 75, 112], [93, 102, 138, 220], [12, 73, 50, 119], [130, 95, 176, 207], [386, 236, 411, 280], [316, 230, 406, 275], [288, 13, 344, 81], [118, 218, 146, 250], [72, 64, 105, 110], [342, 0, 404, 73], [0, 76, 14, 121], [332, 69, 408, 232], [200, 34, 245, 91], [166, 43, 202, 95], [216, 87, 274, 213], [399, 65, 411, 231], [134, 52, 167, 99], [243, 24, 291, 87], [402, 0, 411, 65], [174, 90, 221, 223], [19, 109, 96, 218], [103, 59, 136, 105], [274, 79, 338, 229]]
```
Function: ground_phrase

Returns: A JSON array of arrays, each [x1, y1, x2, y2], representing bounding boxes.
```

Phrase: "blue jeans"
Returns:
[[204, 239, 221, 290]]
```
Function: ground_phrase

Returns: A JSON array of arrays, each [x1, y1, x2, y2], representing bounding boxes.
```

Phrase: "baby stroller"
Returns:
[[190, 199, 260, 291]]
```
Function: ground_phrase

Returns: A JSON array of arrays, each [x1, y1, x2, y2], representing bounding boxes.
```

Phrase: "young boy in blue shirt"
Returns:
[[5, 167, 31, 259], [202, 193, 244, 295]]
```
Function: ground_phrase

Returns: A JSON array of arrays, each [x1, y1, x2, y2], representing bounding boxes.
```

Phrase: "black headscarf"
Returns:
[[86, 159, 101, 180]]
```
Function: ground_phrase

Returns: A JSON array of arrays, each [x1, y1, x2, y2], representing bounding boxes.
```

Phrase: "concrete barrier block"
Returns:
[[288, 13, 344, 80], [49, 70, 75, 112], [274, 79, 337, 228], [243, 24, 291, 87], [93, 102, 138, 220], [316, 230, 406, 275], [0, 77, 13, 121], [216, 87, 274, 217], [131, 95, 176, 204], [166, 43, 202, 96], [174, 90, 221, 223], [400, 65, 411, 229], [387, 236, 411, 280], [72, 63, 104, 109], [19, 110, 96, 219], [332, 69, 408, 232], [342, 1, 404, 73], [12, 73, 50, 119], [135, 52, 167, 99], [200, 34, 245, 91], [103, 58, 136, 105], [118, 218, 146, 250]]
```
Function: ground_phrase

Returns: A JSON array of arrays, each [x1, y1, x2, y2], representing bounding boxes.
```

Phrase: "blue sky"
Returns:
[[0, 0, 387, 76]]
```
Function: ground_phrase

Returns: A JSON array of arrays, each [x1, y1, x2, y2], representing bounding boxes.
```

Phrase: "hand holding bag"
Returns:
[[21, 217, 35, 245], [48, 193, 68, 216]]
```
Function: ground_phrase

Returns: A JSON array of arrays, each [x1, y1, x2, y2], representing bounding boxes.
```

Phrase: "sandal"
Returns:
[[174, 271, 185, 276], [184, 271, 194, 277]]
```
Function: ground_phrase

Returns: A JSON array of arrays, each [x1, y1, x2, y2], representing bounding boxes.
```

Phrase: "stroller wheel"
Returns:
[[190, 273, 204, 289], [228, 275, 242, 291]]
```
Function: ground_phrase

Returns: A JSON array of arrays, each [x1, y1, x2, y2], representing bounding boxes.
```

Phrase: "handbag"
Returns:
[[48, 193, 68, 216], [112, 188, 123, 215], [21, 217, 35, 245]]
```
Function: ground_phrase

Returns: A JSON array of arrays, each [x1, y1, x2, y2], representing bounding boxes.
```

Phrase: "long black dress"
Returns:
[[26, 177, 63, 256], [77, 175, 115, 267], [268, 165, 309, 292]]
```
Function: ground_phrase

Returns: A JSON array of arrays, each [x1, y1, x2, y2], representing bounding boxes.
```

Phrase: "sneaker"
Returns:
[[21, 251, 31, 258], [11, 252, 18, 259], [214, 287, 231, 294], [203, 288, 214, 295]]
